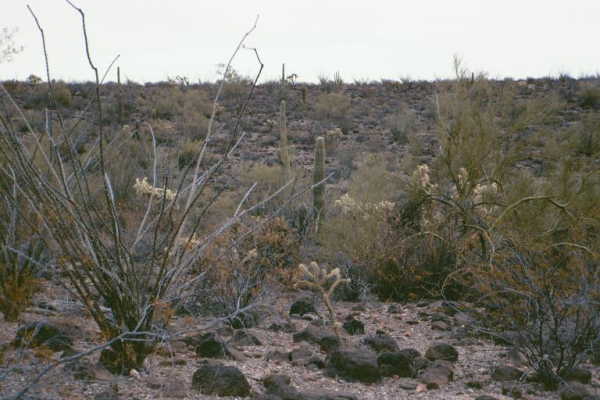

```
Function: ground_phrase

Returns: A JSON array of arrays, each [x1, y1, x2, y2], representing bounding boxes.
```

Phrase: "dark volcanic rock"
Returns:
[[229, 329, 263, 347], [191, 361, 250, 397], [289, 296, 317, 316], [326, 348, 381, 383], [560, 383, 592, 400], [491, 365, 524, 382], [419, 361, 454, 389], [425, 343, 459, 363], [362, 332, 399, 353], [560, 367, 592, 384], [377, 351, 415, 378], [342, 316, 365, 335], [262, 374, 357, 400], [293, 325, 340, 352], [194, 332, 229, 358]]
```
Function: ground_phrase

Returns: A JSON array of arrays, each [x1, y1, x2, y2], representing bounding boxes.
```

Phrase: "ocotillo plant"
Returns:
[[295, 261, 350, 337], [313, 136, 326, 231], [279, 100, 291, 184]]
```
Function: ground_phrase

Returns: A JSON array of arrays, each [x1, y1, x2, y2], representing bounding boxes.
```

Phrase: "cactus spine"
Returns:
[[313, 136, 326, 230], [279, 100, 291, 184]]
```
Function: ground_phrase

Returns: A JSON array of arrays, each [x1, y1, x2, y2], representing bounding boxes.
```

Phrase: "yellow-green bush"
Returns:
[[383, 103, 417, 144], [391, 69, 600, 385], [314, 92, 351, 121], [188, 216, 300, 320], [53, 81, 72, 107]]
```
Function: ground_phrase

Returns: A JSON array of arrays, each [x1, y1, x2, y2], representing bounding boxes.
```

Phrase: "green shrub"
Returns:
[[0, 239, 45, 322], [570, 113, 600, 157], [314, 92, 351, 121], [410, 67, 600, 386], [383, 104, 417, 144], [188, 216, 300, 321], [579, 85, 600, 109], [178, 139, 203, 170], [53, 81, 72, 107]]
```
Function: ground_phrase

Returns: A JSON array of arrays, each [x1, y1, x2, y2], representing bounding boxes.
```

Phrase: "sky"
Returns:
[[1, 0, 599, 84]]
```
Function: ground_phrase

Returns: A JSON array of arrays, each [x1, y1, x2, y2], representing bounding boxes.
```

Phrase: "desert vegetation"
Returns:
[[0, 5, 599, 400]]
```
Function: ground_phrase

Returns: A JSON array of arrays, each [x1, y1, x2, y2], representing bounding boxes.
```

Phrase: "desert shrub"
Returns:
[[477, 242, 600, 389], [569, 113, 600, 157], [320, 154, 401, 293], [578, 84, 600, 110], [52, 81, 72, 107], [235, 161, 307, 217], [252, 216, 301, 283], [314, 92, 351, 122], [383, 104, 417, 144], [177, 139, 203, 170], [409, 67, 600, 385], [0, 168, 47, 321], [187, 216, 300, 322], [0, 237, 46, 322], [103, 130, 153, 205], [217, 64, 252, 100], [318, 71, 344, 93], [139, 86, 211, 130]]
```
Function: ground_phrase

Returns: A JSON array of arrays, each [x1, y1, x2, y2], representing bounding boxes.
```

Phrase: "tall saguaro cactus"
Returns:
[[313, 136, 326, 230], [279, 100, 291, 184]]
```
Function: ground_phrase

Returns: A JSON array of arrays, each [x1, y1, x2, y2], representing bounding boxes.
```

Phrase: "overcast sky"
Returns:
[[2, 0, 599, 83]]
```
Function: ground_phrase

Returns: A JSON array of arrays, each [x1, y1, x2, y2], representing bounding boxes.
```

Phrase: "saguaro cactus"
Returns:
[[313, 136, 326, 230], [295, 261, 350, 337], [279, 100, 291, 184]]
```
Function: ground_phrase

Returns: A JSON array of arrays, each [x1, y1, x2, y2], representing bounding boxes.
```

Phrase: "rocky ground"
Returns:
[[1, 285, 599, 400]]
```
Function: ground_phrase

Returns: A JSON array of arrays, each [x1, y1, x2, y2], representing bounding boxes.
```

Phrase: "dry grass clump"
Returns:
[[578, 82, 600, 110], [186, 216, 301, 322], [314, 92, 351, 122], [383, 103, 417, 144], [138, 86, 212, 139]]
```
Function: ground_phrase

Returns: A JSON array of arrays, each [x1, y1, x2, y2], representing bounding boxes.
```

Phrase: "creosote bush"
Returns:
[[314, 92, 351, 122], [187, 216, 300, 321], [0, 175, 46, 321], [383, 103, 417, 144]]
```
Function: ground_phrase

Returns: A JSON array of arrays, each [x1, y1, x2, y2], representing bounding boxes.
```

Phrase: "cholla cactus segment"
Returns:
[[457, 167, 469, 192], [133, 177, 177, 201], [295, 261, 350, 337], [334, 193, 395, 218], [334, 193, 361, 214], [411, 164, 437, 194], [473, 182, 499, 215]]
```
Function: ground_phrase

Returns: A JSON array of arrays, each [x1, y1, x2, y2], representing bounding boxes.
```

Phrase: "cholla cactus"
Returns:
[[411, 164, 437, 194], [457, 167, 469, 194], [334, 193, 395, 218], [295, 261, 350, 337], [334, 193, 361, 215], [133, 177, 177, 201]]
